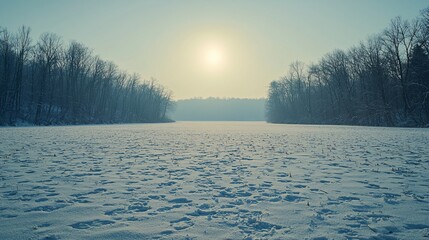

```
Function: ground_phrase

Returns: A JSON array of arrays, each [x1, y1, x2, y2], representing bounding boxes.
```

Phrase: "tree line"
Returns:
[[173, 97, 265, 121], [267, 7, 429, 127], [0, 27, 173, 125]]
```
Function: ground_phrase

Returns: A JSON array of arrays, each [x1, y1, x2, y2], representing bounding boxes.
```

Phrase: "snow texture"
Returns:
[[0, 122, 428, 239]]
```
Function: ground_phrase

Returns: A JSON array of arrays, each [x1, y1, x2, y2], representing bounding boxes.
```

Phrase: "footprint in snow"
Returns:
[[284, 194, 306, 202], [337, 196, 360, 201], [104, 208, 128, 216], [25, 204, 68, 212], [128, 203, 151, 212], [39, 235, 60, 240], [187, 205, 217, 217], [0, 213, 18, 218], [404, 223, 429, 230], [35, 197, 49, 202], [168, 197, 192, 204], [70, 219, 115, 229], [170, 217, 194, 230]]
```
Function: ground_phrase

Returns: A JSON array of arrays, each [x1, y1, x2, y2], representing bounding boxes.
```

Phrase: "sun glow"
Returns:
[[206, 48, 222, 65], [203, 45, 224, 69]]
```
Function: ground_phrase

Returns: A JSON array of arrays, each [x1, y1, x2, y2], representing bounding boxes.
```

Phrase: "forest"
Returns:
[[267, 7, 429, 127], [173, 97, 265, 121], [0, 27, 173, 125]]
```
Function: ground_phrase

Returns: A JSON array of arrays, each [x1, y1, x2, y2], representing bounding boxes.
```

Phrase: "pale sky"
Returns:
[[1, 0, 428, 100]]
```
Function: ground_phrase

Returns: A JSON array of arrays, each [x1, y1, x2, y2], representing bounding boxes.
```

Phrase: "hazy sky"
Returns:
[[1, 0, 428, 99]]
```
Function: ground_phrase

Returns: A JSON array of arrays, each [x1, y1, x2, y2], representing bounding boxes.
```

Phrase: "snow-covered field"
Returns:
[[0, 122, 428, 240]]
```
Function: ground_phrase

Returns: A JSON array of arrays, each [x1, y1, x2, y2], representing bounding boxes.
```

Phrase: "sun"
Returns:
[[206, 48, 221, 65], [203, 45, 224, 69]]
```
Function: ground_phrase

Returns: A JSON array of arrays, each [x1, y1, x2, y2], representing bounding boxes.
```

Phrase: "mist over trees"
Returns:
[[0, 27, 173, 125], [267, 7, 429, 127], [173, 97, 265, 121]]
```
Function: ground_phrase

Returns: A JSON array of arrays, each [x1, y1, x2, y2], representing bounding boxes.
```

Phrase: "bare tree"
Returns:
[[0, 27, 174, 125], [34, 33, 63, 124], [0, 27, 12, 123], [267, 7, 429, 127], [382, 17, 420, 114], [11, 26, 31, 120]]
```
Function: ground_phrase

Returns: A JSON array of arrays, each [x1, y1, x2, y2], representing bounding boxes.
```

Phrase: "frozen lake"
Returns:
[[1, 122, 428, 239]]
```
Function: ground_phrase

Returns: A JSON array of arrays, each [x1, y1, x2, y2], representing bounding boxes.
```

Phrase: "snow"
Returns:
[[0, 122, 428, 239]]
